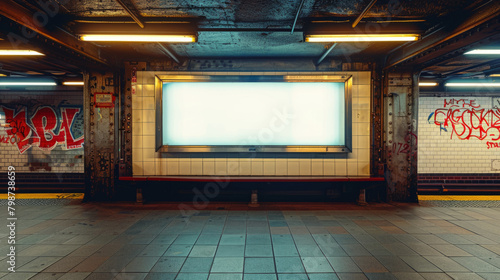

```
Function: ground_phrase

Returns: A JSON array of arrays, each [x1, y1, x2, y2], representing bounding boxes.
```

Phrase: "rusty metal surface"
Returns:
[[84, 72, 117, 201], [383, 72, 418, 202]]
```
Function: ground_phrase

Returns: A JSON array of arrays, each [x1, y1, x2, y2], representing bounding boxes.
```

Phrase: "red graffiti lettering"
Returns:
[[1, 105, 83, 153], [434, 107, 500, 141], [443, 98, 480, 108], [487, 142, 500, 149]]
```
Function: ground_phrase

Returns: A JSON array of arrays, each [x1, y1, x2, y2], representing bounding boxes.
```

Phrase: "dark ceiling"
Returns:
[[0, 0, 499, 82]]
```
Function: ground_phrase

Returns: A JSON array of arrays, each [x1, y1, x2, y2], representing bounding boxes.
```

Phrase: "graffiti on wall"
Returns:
[[0, 105, 84, 154], [428, 98, 500, 146]]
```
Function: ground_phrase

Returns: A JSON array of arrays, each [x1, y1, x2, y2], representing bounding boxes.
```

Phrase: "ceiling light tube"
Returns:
[[63, 81, 84, 86], [0, 50, 44, 56], [488, 74, 500, 77], [80, 34, 196, 42], [464, 49, 500, 55], [0, 82, 56, 86], [445, 82, 500, 87], [419, 82, 438, 86], [305, 34, 419, 42]]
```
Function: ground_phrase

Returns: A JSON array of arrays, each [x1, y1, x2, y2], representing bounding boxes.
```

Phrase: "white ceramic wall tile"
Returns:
[[143, 148, 156, 161], [299, 159, 311, 175], [191, 159, 203, 175], [142, 110, 155, 123], [143, 161, 155, 176], [167, 158, 179, 175], [215, 159, 227, 175], [358, 85, 370, 98], [132, 135, 143, 149], [227, 160, 239, 175], [357, 72, 370, 85], [132, 109, 142, 123], [347, 162, 358, 176], [142, 123, 155, 136], [239, 159, 252, 175], [275, 159, 288, 176], [143, 136, 155, 149], [335, 160, 347, 176], [323, 159, 335, 176], [251, 160, 263, 175], [133, 162, 144, 176], [143, 73, 155, 85], [287, 160, 300, 176], [143, 97, 155, 110], [263, 159, 276, 176], [135, 84, 143, 96], [358, 161, 370, 176], [132, 148, 143, 163], [178, 159, 191, 175], [202, 159, 215, 175], [311, 159, 324, 176]]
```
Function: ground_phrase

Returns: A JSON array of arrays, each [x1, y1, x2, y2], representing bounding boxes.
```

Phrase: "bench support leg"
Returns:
[[248, 189, 260, 207], [136, 186, 143, 204], [358, 188, 368, 206]]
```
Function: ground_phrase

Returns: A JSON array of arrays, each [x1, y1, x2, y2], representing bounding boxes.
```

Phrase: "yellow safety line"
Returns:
[[419, 195, 500, 201], [0, 193, 84, 199]]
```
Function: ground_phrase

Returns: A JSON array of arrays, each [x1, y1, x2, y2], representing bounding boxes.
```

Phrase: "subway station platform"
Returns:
[[2, 196, 500, 280]]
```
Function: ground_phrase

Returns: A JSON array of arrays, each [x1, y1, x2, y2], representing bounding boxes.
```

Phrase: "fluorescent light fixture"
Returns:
[[80, 34, 196, 42], [0, 82, 56, 86], [305, 34, 419, 42], [419, 82, 438, 86], [489, 74, 500, 77], [464, 49, 500, 55], [445, 82, 500, 87], [63, 81, 84, 86], [0, 50, 44, 56]]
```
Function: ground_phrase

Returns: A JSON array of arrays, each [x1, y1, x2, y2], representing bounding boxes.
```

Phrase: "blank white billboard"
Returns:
[[162, 82, 345, 146]]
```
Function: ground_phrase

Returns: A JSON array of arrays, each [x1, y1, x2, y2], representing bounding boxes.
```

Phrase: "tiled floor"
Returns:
[[1, 200, 500, 279]]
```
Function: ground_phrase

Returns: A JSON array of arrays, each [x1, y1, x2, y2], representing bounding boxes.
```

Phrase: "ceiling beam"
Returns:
[[352, 0, 377, 28], [384, 0, 500, 70], [114, 0, 145, 28], [0, 0, 107, 66]]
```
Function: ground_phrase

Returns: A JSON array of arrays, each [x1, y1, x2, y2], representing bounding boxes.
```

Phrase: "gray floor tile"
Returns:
[[451, 257, 500, 273], [337, 272, 368, 280], [180, 257, 214, 273], [246, 234, 272, 245], [296, 245, 325, 257], [446, 273, 485, 280], [189, 245, 217, 257], [272, 235, 295, 246], [121, 256, 160, 272], [175, 273, 209, 280], [244, 274, 277, 280], [144, 273, 177, 280], [400, 255, 441, 273], [173, 235, 200, 245], [220, 235, 246, 245], [244, 257, 276, 273], [277, 274, 309, 280], [150, 257, 186, 273], [197, 235, 222, 245], [211, 257, 244, 273], [274, 245, 300, 257], [327, 257, 361, 272], [308, 273, 340, 280], [209, 273, 243, 280], [164, 245, 193, 257], [245, 245, 273, 257], [301, 257, 335, 273], [216, 245, 245, 257], [391, 272, 426, 280], [364, 272, 398, 280], [275, 257, 306, 273]]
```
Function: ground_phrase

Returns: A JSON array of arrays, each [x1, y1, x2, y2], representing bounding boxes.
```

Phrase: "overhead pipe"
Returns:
[[157, 43, 180, 64], [115, 0, 145, 28], [291, 0, 306, 34], [352, 0, 378, 28], [316, 43, 337, 66]]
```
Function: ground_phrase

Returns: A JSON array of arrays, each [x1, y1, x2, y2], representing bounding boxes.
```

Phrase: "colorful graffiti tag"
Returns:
[[0, 105, 84, 154], [429, 99, 500, 143]]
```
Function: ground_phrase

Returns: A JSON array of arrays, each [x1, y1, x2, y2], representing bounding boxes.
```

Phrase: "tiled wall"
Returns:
[[418, 96, 500, 173], [0, 90, 84, 173], [132, 71, 371, 177]]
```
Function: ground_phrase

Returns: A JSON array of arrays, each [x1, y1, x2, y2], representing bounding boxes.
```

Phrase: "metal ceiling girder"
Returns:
[[0, 0, 107, 66], [384, 1, 500, 70], [352, 0, 378, 28], [114, 0, 145, 28]]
